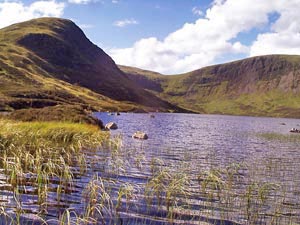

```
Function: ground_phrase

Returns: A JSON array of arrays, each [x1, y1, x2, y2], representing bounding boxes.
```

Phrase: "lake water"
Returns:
[[94, 112, 300, 224], [97, 112, 299, 165], [1, 113, 300, 224]]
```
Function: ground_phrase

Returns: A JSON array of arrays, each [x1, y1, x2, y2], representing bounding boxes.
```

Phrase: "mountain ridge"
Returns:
[[120, 55, 300, 118]]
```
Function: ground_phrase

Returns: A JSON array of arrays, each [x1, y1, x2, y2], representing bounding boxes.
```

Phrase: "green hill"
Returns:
[[120, 55, 300, 118], [0, 17, 183, 115]]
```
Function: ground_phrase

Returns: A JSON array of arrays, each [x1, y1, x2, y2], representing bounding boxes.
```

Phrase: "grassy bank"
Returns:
[[2, 104, 104, 127], [0, 118, 108, 181]]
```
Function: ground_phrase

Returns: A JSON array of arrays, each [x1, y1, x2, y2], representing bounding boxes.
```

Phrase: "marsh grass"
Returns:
[[0, 119, 108, 224]]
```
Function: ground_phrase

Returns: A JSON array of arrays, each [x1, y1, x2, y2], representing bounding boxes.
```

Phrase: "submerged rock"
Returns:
[[105, 122, 118, 130], [132, 131, 148, 140], [150, 114, 155, 118]]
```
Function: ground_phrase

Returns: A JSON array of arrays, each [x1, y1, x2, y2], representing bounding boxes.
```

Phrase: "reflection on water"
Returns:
[[1, 113, 300, 224]]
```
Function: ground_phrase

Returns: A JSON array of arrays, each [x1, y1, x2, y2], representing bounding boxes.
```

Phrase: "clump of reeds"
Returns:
[[0, 119, 108, 224], [145, 159, 191, 222]]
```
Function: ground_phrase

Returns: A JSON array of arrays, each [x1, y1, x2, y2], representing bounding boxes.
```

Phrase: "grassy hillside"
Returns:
[[0, 17, 183, 116], [120, 55, 300, 118]]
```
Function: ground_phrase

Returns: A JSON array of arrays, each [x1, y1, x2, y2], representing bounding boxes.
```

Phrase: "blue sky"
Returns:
[[1, 0, 300, 74], [65, 0, 213, 48]]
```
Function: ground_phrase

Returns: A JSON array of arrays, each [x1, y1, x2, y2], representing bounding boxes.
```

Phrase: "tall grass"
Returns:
[[0, 119, 108, 224]]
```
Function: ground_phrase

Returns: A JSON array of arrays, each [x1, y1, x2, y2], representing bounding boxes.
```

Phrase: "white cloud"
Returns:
[[110, 0, 272, 74], [113, 18, 138, 27], [192, 7, 203, 16], [112, 0, 118, 3], [110, 0, 300, 74], [0, 0, 65, 29], [250, 0, 300, 56]]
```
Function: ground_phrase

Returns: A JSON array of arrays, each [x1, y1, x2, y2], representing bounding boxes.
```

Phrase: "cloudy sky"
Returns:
[[1, 0, 300, 74]]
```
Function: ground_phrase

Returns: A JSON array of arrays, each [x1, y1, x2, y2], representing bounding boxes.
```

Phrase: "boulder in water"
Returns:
[[132, 131, 148, 140]]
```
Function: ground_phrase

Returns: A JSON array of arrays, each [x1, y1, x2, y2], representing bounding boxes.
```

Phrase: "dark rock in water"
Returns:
[[105, 122, 118, 130], [290, 128, 300, 133], [117, 112, 121, 116], [280, 123, 286, 125], [132, 131, 148, 140], [150, 114, 155, 118]]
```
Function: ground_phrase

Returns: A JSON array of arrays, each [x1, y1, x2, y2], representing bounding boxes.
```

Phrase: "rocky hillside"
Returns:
[[120, 55, 300, 118], [0, 18, 183, 113]]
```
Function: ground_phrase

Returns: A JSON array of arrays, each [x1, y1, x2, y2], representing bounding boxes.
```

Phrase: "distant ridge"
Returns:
[[120, 55, 300, 118]]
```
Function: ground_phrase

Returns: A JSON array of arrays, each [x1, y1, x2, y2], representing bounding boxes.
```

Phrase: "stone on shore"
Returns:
[[105, 122, 118, 130]]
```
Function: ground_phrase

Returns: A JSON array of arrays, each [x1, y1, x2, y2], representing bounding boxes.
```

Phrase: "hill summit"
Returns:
[[0, 17, 183, 113]]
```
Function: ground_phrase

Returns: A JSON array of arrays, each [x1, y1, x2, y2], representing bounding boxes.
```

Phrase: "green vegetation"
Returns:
[[0, 118, 107, 151]]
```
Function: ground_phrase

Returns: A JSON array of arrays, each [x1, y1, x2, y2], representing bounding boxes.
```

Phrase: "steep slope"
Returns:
[[0, 17, 182, 112], [120, 55, 300, 118]]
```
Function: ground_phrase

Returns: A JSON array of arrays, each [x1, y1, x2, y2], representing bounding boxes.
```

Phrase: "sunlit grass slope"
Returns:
[[0, 17, 181, 114]]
